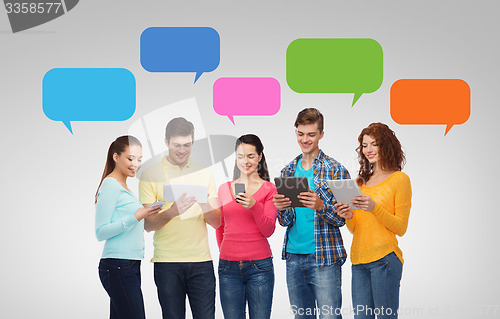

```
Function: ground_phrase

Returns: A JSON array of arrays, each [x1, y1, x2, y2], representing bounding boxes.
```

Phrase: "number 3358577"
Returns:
[[5, 2, 62, 14]]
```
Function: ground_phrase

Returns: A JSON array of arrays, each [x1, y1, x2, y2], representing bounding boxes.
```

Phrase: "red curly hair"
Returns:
[[356, 123, 405, 185]]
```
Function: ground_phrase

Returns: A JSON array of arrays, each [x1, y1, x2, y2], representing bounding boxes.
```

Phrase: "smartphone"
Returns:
[[235, 183, 245, 195], [235, 183, 245, 202], [150, 200, 166, 208]]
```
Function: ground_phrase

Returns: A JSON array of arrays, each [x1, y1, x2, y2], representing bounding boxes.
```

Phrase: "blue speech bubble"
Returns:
[[42, 68, 136, 134], [140, 27, 220, 83]]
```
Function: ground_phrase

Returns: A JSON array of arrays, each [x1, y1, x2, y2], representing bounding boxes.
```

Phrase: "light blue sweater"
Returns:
[[95, 177, 144, 260]]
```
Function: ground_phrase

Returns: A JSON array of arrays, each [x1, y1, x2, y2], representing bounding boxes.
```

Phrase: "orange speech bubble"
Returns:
[[390, 79, 470, 135]]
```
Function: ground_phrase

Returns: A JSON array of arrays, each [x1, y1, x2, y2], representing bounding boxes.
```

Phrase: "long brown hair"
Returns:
[[95, 135, 142, 203], [356, 123, 405, 185], [233, 134, 270, 182]]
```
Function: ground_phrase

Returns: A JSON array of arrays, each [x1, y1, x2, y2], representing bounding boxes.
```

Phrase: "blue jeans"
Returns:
[[286, 253, 342, 319], [98, 258, 145, 319], [154, 261, 216, 319], [351, 252, 403, 319], [218, 257, 275, 319]]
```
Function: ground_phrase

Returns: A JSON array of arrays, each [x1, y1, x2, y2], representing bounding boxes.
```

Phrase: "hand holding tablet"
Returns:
[[334, 202, 353, 219], [326, 179, 363, 210], [274, 177, 310, 208], [297, 190, 324, 211], [272, 193, 291, 211], [350, 194, 376, 212], [163, 184, 208, 203], [162, 184, 209, 219], [170, 193, 198, 216]]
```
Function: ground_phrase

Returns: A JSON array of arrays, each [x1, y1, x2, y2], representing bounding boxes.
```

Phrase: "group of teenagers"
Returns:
[[95, 108, 412, 319]]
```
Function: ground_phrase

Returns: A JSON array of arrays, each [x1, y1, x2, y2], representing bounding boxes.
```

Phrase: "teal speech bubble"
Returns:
[[286, 38, 383, 106], [42, 68, 136, 134]]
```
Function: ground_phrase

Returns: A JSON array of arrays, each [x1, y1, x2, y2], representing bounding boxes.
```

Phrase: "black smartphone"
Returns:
[[234, 183, 245, 202]]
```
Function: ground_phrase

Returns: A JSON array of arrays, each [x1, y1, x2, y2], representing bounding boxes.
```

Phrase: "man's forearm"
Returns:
[[144, 208, 177, 232], [203, 207, 221, 229]]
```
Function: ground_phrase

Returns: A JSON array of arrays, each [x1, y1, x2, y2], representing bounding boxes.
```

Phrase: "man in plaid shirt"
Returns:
[[273, 108, 350, 319]]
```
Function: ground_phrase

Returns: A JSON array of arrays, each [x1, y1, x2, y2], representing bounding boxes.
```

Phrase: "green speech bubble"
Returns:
[[286, 38, 383, 106]]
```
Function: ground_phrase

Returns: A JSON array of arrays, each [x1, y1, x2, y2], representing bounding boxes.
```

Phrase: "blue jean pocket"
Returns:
[[374, 259, 389, 266], [253, 257, 273, 272], [375, 252, 396, 267], [218, 259, 229, 273], [98, 267, 111, 291], [100, 258, 137, 270]]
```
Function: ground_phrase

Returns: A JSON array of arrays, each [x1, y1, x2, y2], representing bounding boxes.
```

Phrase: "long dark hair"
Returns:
[[95, 135, 142, 203], [232, 134, 270, 182], [356, 123, 405, 186]]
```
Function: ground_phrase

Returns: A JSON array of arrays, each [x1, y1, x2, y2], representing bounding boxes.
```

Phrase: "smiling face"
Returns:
[[295, 123, 324, 156], [236, 143, 262, 177], [362, 134, 379, 165], [113, 144, 142, 177], [165, 135, 193, 167]]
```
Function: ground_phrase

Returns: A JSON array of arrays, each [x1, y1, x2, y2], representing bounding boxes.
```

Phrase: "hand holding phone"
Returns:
[[150, 200, 166, 208], [234, 183, 245, 202]]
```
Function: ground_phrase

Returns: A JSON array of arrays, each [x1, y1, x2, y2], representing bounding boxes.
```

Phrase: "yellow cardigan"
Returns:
[[346, 171, 412, 265]]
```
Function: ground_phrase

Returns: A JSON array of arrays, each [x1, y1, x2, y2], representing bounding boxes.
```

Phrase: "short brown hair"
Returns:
[[294, 108, 324, 133], [165, 117, 195, 141]]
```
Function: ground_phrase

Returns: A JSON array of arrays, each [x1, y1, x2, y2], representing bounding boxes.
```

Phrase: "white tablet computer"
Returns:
[[163, 184, 208, 203], [326, 179, 363, 210]]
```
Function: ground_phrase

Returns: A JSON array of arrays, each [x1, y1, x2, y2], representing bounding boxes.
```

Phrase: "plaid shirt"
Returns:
[[277, 150, 350, 267]]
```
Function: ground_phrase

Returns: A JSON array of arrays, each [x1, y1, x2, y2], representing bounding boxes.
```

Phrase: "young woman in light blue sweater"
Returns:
[[95, 135, 161, 319]]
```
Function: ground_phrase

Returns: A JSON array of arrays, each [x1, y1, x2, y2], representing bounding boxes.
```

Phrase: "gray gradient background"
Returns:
[[1, 1, 499, 318]]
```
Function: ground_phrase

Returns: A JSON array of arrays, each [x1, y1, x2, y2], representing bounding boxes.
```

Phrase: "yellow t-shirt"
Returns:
[[138, 156, 217, 262], [346, 171, 412, 265]]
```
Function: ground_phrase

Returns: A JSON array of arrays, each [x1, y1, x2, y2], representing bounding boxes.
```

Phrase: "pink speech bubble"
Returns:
[[213, 77, 281, 124]]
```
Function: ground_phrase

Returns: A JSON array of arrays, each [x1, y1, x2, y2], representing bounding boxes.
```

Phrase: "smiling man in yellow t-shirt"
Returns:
[[139, 117, 220, 319]]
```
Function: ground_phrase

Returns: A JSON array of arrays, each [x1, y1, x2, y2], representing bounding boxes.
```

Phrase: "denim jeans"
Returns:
[[286, 253, 342, 319], [154, 261, 216, 319], [98, 258, 145, 319], [218, 257, 274, 319], [351, 252, 403, 319]]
